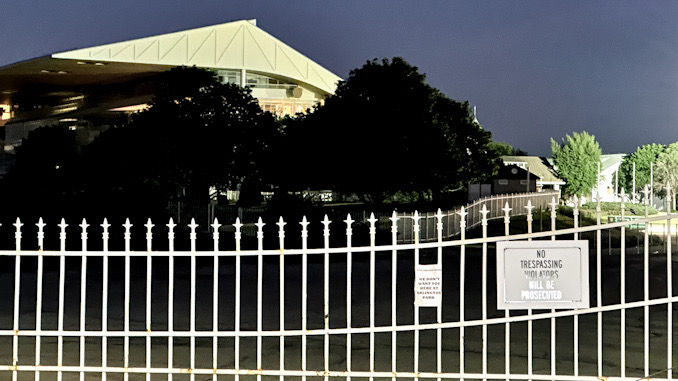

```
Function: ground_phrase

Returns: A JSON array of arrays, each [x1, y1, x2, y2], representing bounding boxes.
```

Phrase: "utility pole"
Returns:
[[650, 162, 654, 207], [632, 162, 636, 203], [615, 169, 619, 202], [597, 161, 601, 202]]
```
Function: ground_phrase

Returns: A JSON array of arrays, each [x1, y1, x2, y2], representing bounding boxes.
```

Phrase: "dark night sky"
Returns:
[[2, 1, 678, 156]]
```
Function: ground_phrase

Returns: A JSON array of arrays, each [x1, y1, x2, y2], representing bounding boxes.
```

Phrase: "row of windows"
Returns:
[[216, 70, 296, 89], [497, 179, 530, 185], [259, 100, 316, 116]]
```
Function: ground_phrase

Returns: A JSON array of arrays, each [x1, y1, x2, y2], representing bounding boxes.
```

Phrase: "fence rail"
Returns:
[[397, 190, 561, 242], [0, 188, 676, 381]]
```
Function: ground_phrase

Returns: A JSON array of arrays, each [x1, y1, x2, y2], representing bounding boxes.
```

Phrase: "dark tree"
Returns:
[[1, 125, 81, 215], [489, 141, 527, 156], [80, 66, 279, 212], [551, 131, 601, 198], [275, 57, 499, 205], [619, 143, 664, 197]]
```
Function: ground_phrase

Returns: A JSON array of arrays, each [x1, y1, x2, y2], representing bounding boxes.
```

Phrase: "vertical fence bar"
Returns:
[[212, 218, 221, 381], [368, 214, 378, 380], [278, 217, 287, 381], [666, 183, 673, 381], [256, 218, 265, 381], [572, 198, 580, 376], [57, 219, 67, 381], [480, 205, 489, 380], [595, 194, 603, 378], [12, 218, 22, 381], [345, 215, 353, 381], [458, 207, 467, 381], [101, 219, 110, 381], [502, 203, 511, 381], [322, 215, 331, 381], [390, 212, 399, 381], [35, 218, 45, 381], [123, 219, 132, 381], [525, 202, 534, 380], [189, 219, 198, 381], [549, 198, 557, 378], [642, 187, 650, 379], [435, 209, 443, 381], [301, 216, 309, 381], [167, 218, 176, 381], [80, 219, 89, 381], [620, 191, 626, 378], [413, 212, 421, 374], [145, 219, 154, 381], [233, 218, 242, 381]]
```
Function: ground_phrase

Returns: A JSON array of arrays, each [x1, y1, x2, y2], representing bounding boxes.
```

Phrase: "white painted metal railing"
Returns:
[[398, 190, 561, 242], [0, 187, 675, 381]]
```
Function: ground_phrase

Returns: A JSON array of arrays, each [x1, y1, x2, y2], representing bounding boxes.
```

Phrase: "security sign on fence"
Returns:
[[496, 240, 590, 309], [414, 263, 442, 307]]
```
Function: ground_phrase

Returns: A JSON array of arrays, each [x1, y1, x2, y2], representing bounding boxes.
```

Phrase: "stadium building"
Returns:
[[0, 19, 341, 150]]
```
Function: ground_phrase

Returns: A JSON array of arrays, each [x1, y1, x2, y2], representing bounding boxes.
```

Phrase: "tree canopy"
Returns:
[[80, 66, 279, 208], [275, 57, 499, 204], [489, 141, 527, 156], [551, 131, 601, 198], [1, 125, 80, 216], [1, 60, 506, 218], [619, 143, 664, 197], [655, 142, 678, 210]]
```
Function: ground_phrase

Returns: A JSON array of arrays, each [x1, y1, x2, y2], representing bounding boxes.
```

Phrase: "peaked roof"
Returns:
[[599, 153, 626, 172], [495, 164, 540, 180], [51, 19, 340, 95], [501, 156, 564, 183]]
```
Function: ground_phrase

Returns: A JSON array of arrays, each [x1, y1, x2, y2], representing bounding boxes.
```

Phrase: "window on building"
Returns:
[[216, 70, 241, 85], [245, 72, 295, 89]]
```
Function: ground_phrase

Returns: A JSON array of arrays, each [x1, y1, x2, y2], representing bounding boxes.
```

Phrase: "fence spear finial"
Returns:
[[36, 217, 45, 251], [81, 218, 89, 251], [145, 219, 154, 252], [322, 214, 331, 238], [480, 204, 489, 225]]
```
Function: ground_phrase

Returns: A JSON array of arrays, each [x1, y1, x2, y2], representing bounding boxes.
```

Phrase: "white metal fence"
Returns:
[[0, 190, 676, 381], [397, 190, 561, 242]]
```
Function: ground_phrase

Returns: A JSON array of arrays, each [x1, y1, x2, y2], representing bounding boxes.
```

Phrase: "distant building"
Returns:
[[0, 19, 341, 150], [501, 156, 565, 191], [468, 163, 541, 201], [493, 165, 539, 194], [591, 153, 626, 202]]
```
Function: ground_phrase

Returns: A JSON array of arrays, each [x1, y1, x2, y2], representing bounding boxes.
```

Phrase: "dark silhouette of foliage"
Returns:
[[1, 125, 81, 216], [490, 141, 527, 156], [274, 57, 499, 204], [77, 66, 279, 215]]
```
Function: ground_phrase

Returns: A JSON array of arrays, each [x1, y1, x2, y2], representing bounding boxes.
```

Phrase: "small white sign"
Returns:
[[496, 240, 589, 310], [415, 264, 442, 307]]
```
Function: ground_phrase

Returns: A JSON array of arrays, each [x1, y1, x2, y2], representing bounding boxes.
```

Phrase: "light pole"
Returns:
[[632, 162, 636, 203]]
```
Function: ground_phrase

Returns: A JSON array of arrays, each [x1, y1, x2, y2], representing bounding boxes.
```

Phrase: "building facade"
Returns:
[[501, 155, 565, 191], [0, 19, 341, 150]]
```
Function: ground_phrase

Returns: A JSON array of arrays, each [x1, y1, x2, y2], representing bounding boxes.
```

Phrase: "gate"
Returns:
[[0, 191, 676, 380]]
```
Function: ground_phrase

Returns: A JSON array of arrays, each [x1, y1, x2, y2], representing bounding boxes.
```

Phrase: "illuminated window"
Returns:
[[0, 105, 10, 120]]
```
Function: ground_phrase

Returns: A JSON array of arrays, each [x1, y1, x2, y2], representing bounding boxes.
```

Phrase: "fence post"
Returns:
[[457, 207, 467, 380]]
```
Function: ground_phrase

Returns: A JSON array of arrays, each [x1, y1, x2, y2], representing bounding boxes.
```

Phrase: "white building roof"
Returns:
[[51, 19, 340, 95]]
